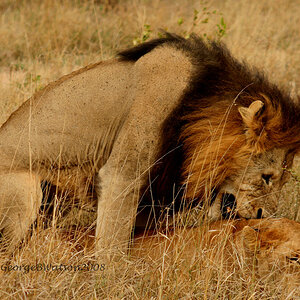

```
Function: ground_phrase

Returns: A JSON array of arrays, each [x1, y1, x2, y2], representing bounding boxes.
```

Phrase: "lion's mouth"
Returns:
[[221, 193, 237, 219], [220, 192, 265, 219]]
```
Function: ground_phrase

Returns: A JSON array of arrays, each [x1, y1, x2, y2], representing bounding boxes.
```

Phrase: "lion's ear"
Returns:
[[240, 226, 259, 251], [238, 100, 264, 127]]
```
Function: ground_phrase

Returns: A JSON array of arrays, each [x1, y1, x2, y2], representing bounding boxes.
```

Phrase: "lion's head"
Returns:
[[133, 218, 300, 274], [177, 35, 300, 220], [234, 218, 300, 272]]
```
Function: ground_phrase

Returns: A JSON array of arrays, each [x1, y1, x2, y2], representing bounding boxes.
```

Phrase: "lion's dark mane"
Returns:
[[119, 33, 300, 229]]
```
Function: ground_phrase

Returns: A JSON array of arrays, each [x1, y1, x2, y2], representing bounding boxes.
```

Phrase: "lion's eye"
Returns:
[[262, 173, 273, 186]]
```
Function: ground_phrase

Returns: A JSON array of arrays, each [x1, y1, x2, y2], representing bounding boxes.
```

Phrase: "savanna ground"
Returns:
[[0, 0, 299, 298]]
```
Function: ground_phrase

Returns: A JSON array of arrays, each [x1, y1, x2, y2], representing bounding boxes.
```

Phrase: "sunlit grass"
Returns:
[[0, 0, 299, 298]]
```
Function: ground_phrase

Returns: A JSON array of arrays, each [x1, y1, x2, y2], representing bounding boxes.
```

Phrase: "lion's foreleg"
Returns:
[[95, 116, 156, 261], [0, 171, 42, 254], [95, 45, 192, 260], [96, 166, 141, 261], [95, 122, 151, 261]]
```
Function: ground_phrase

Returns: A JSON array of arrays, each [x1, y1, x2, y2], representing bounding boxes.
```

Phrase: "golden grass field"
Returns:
[[0, 0, 299, 298]]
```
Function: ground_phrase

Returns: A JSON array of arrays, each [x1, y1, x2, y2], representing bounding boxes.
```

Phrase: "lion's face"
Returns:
[[182, 94, 300, 221], [236, 218, 300, 270], [133, 218, 300, 274], [214, 148, 290, 219], [203, 98, 299, 220]]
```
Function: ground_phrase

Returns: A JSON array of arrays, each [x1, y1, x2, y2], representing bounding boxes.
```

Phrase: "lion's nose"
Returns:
[[256, 208, 264, 219]]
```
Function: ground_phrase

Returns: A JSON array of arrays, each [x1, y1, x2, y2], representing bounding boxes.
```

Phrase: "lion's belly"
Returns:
[[0, 59, 134, 172]]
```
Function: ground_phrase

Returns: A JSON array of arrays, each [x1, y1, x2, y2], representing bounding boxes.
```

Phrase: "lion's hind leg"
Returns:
[[0, 171, 42, 255]]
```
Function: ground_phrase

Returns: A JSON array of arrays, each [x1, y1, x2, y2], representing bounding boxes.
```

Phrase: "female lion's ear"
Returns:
[[238, 100, 264, 127], [240, 226, 260, 252]]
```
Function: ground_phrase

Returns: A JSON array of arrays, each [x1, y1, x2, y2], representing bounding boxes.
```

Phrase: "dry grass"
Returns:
[[0, 0, 299, 299]]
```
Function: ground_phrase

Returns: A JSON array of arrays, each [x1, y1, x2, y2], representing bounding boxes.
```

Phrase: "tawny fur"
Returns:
[[0, 33, 299, 257], [133, 218, 300, 274]]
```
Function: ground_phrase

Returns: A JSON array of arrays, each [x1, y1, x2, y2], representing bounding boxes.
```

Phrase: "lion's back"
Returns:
[[0, 59, 135, 169]]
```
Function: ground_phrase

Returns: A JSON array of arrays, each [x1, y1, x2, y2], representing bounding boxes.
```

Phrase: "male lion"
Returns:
[[0, 33, 299, 256]]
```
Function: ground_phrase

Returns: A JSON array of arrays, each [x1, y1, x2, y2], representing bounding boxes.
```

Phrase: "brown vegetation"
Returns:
[[0, 0, 299, 299]]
